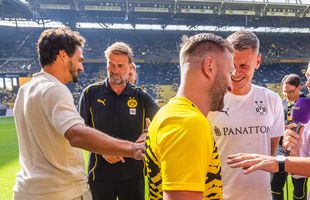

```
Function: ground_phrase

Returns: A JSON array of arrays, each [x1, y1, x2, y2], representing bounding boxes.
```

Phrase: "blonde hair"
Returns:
[[104, 42, 134, 63]]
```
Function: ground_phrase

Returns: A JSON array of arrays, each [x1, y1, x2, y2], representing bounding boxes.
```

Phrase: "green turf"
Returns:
[[0, 116, 309, 200], [0, 117, 19, 200]]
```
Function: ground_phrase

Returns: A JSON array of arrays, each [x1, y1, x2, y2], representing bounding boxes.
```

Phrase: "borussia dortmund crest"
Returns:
[[127, 97, 138, 108], [255, 100, 267, 116]]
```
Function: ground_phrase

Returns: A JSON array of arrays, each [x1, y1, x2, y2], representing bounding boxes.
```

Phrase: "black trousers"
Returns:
[[271, 172, 308, 200], [271, 144, 308, 200], [89, 178, 145, 200]]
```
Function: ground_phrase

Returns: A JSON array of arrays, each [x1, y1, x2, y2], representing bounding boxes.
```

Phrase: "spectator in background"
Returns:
[[13, 27, 144, 200], [271, 74, 307, 200], [128, 62, 137, 84], [0, 103, 6, 116], [145, 33, 234, 200], [207, 30, 284, 200], [79, 42, 159, 200]]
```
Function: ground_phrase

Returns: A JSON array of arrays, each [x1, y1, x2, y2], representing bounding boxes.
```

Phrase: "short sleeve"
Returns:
[[158, 117, 210, 192], [142, 91, 159, 120], [270, 93, 285, 138], [42, 85, 84, 135]]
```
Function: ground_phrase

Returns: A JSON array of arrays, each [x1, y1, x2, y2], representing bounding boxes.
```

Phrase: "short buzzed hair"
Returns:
[[227, 30, 260, 54], [281, 74, 302, 87], [104, 42, 134, 64], [179, 33, 233, 67]]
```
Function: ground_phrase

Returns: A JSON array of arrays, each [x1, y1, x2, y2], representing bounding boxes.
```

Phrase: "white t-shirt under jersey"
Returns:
[[13, 71, 88, 200], [208, 84, 284, 200]]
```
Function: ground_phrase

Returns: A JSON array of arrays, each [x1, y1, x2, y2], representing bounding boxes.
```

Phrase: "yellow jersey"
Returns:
[[145, 97, 222, 200]]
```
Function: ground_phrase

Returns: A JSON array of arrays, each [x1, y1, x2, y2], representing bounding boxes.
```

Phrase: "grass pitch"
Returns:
[[0, 117, 19, 200]]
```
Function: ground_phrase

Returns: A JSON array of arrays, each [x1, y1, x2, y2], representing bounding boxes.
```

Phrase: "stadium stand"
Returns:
[[0, 26, 309, 107], [1, 1, 310, 200], [1, 0, 310, 108]]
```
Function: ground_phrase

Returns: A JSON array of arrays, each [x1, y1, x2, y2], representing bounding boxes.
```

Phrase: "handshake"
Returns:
[[102, 130, 147, 164]]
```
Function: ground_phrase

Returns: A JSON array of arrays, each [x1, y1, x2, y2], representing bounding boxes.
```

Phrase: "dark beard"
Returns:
[[209, 73, 226, 111], [71, 74, 78, 83], [69, 61, 79, 83]]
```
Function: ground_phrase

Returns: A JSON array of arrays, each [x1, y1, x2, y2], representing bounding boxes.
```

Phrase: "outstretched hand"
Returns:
[[130, 142, 145, 160], [226, 153, 278, 174], [135, 129, 148, 143], [130, 129, 148, 160], [136, 133, 146, 143]]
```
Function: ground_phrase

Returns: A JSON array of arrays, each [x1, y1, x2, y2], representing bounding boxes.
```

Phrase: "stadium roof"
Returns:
[[1, 0, 310, 29]]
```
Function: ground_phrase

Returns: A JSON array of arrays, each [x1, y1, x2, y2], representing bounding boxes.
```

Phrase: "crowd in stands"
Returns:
[[67, 63, 107, 106], [2, 27, 310, 70], [0, 27, 309, 108], [69, 63, 308, 107], [0, 89, 16, 109]]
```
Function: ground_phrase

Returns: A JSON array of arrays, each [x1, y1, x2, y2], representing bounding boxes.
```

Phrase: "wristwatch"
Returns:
[[275, 155, 286, 173]]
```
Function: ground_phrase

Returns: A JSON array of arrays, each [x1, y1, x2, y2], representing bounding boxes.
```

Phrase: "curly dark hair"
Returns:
[[37, 26, 86, 67]]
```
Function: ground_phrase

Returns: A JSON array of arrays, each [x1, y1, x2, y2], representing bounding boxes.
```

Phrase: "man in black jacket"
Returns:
[[79, 42, 159, 200]]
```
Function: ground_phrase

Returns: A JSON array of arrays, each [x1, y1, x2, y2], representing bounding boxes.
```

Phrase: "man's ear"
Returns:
[[256, 53, 261, 70], [297, 85, 303, 91], [58, 50, 67, 62], [129, 63, 134, 71], [202, 56, 214, 79]]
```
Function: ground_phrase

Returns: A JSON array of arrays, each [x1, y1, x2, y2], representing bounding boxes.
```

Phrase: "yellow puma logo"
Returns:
[[97, 99, 107, 106]]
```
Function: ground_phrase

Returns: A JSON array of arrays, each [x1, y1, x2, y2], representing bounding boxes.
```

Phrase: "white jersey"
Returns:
[[208, 84, 284, 200], [300, 122, 310, 158], [13, 71, 88, 200]]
